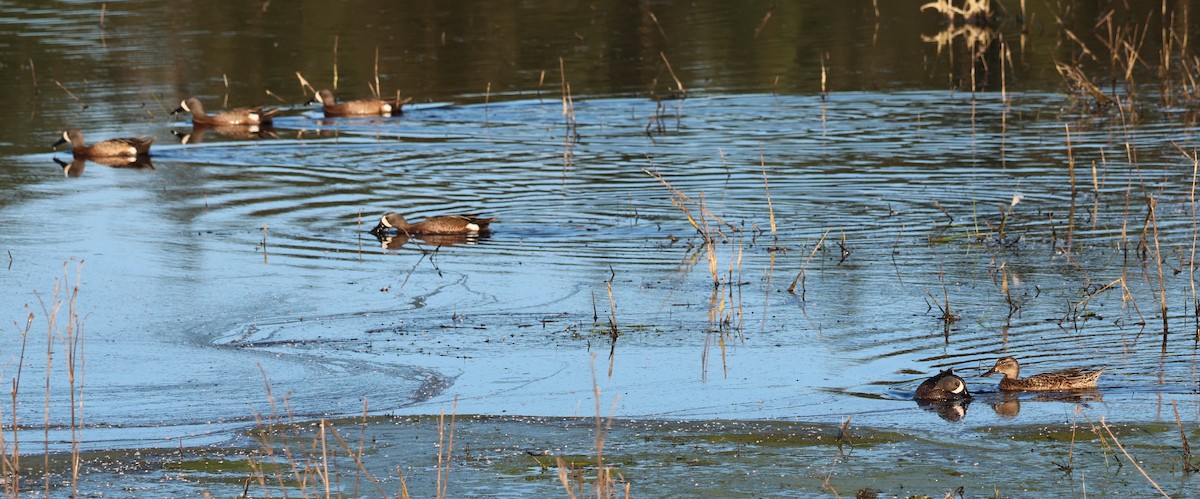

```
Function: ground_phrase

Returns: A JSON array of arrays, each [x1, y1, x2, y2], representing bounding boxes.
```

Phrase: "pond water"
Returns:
[[2, 0, 1200, 497]]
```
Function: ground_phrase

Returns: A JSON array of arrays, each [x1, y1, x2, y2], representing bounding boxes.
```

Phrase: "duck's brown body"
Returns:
[[369, 212, 494, 236], [53, 129, 153, 158], [173, 97, 278, 126], [983, 356, 1104, 391], [915, 369, 971, 401], [310, 89, 406, 117]]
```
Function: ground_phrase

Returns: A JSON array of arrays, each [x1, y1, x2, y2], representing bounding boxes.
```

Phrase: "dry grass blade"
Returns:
[[760, 145, 776, 236], [646, 10, 667, 40], [659, 52, 685, 97], [322, 420, 390, 497], [1054, 62, 1114, 106], [295, 71, 316, 96], [787, 229, 831, 295], [643, 168, 737, 235], [1099, 418, 1170, 497]]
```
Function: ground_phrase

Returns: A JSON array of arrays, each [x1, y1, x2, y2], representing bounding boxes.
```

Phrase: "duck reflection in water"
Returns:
[[53, 156, 155, 177], [375, 232, 488, 251], [914, 369, 972, 422], [989, 391, 1103, 418], [172, 125, 278, 145]]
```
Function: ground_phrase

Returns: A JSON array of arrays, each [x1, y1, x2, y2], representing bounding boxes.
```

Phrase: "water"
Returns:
[[2, 0, 1200, 496]]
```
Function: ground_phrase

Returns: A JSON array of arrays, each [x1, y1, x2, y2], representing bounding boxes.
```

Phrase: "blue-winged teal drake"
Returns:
[[369, 212, 494, 236], [309, 89, 406, 117], [915, 369, 971, 401], [53, 129, 153, 158], [983, 356, 1104, 391], [173, 97, 278, 126]]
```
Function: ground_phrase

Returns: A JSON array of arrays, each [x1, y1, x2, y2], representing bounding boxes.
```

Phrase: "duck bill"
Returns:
[[369, 222, 388, 236], [52, 137, 68, 149], [171, 106, 186, 115], [981, 368, 998, 377]]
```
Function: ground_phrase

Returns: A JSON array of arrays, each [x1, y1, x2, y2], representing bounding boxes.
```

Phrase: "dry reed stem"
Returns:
[[28, 57, 37, 93], [3, 311, 32, 496], [760, 146, 776, 236], [787, 229, 832, 295], [1176, 143, 1200, 338], [1146, 195, 1169, 339], [355, 398, 368, 495], [332, 35, 339, 90], [820, 54, 828, 98], [54, 80, 87, 108], [295, 71, 316, 97], [1065, 123, 1077, 254], [646, 11, 666, 41], [606, 276, 618, 378], [1054, 63, 1112, 105], [753, 4, 774, 38], [1099, 418, 1170, 497], [436, 396, 458, 499], [658, 52, 685, 96], [1172, 400, 1199, 472], [643, 169, 737, 235], [374, 46, 381, 99], [321, 419, 389, 497]]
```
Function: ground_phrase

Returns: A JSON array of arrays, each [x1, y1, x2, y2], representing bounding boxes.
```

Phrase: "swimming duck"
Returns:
[[983, 356, 1103, 391], [172, 97, 278, 126], [308, 89, 407, 117], [369, 212, 494, 236], [914, 369, 971, 401], [53, 129, 153, 158]]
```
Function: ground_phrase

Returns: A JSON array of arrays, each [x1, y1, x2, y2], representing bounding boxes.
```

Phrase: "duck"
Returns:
[[52, 129, 153, 158], [308, 89, 407, 117], [172, 97, 278, 126], [914, 369, 971, 401], [983, 356, 1104, 391], [368, 212, 494, 236]]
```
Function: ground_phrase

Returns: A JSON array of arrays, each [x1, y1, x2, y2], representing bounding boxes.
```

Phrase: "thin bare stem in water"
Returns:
[[646, 11, 667, 40], [1065, 123, 1076, 255], [659, 52, 685, 97], [321, 418, 390, 497], [262, 224, 268, 264], [606, 270, 619, 378], [332, 35, 339, 91], [1146, 195, 1168, 342], [54, 80, 87, 109], [787, 229, 832, 296], [820, 53, 828, 99], [436, 397, 458, 499], [1173, 400, 1199, 472], [373, 46, 381, 99], [753, 4, 774, 38], [29, 57, 37, 93], [1099, 418, 1170, 497], [4, 311, 33, 496], [295, 71, 316, 96], [1178, 143, 1200, 339], [760, 145, 776, 237]]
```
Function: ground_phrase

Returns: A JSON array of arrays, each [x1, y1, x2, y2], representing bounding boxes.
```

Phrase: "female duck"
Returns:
[[983, 356, 1103, 391]]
